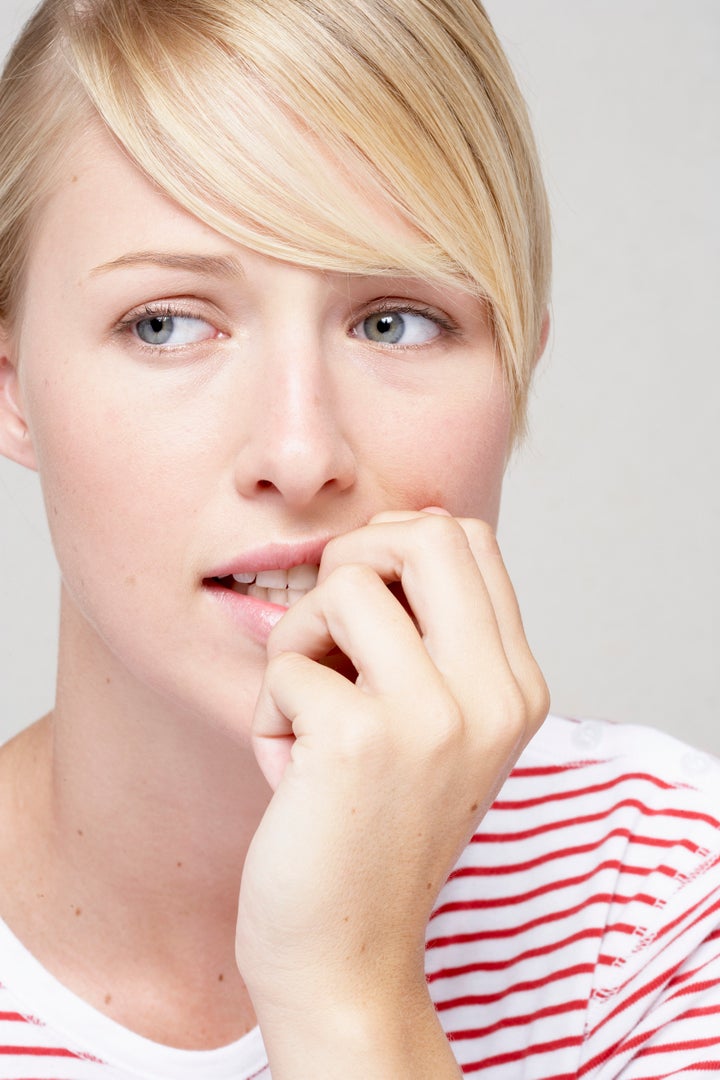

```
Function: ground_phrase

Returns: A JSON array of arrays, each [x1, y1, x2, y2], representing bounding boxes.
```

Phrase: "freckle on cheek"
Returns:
[[125, 575, 136, 587]]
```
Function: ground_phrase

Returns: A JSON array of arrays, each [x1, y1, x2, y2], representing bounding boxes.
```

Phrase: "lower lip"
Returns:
[[203, 580, 286, 644]]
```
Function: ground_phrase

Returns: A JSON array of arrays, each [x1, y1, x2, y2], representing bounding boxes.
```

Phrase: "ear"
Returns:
[[0, 338, 37, 471]]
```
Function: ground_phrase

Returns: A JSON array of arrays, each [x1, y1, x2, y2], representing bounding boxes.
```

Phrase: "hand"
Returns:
[[236, 510, 549, 1074]]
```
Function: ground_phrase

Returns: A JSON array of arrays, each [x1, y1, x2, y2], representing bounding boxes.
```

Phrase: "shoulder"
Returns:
[[427, 716, 720, 1075], [523, 713, 720, 799], [484, 714, 720, 861], [444, 715, 720, 923], [483, 714, 720, 921]]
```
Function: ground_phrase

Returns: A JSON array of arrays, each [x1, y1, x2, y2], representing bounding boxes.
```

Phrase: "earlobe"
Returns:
[[0, 346, 37, 471]]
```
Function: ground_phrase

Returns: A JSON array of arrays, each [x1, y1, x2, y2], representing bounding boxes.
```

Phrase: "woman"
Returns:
[[0, 1, 718, 1076]]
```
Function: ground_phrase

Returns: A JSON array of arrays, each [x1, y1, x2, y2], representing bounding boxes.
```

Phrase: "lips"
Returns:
[[202, 536, 334, 641]]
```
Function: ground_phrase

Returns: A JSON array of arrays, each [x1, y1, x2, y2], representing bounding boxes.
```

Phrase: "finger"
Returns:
[[452, 517, 550, 732], [346, 512, 548, 735], [362, 506, 450, 529], [266, 561, 441, 698], [317, 516, 509, 687], [318, 515, 548, 755], [252, 651, 360, 788]]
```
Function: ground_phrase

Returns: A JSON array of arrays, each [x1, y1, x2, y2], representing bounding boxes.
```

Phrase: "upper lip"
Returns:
[[206, 535, 336, 581]]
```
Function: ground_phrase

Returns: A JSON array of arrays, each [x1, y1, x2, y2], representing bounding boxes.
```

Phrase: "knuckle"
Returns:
[[327, 561, 377, 595], [334, 706, 386, 761], [529, 671, 552, 729], [318, 533, 345, 575], [466, 518, 501, 557], [419, 691, 466, 751], [484, 682, 529, 749], [412, 511, 467, 554], [266, 649, 301, 681]]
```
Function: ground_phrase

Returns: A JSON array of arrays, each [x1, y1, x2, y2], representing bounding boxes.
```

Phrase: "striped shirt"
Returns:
[[1, 715, 720, 1078]]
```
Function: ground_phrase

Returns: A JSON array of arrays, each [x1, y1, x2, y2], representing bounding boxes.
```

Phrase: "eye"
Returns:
[[133, 313, 216, 347], [353, 308, 442, 346]]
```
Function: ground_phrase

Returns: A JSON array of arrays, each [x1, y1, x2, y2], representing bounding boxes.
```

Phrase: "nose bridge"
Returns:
[[233, 304, 355, 505], [266, 327, 327, 430]]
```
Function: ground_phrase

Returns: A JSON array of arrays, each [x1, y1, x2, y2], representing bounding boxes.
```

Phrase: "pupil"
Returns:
[[137, 314, 173, 345], [365, 312, 404, 343]]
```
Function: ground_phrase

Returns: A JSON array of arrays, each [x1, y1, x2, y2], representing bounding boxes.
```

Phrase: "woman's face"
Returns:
[[4, 125, 512, 731]]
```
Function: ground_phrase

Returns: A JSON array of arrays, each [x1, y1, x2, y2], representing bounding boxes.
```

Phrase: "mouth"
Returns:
[[209, 562, 319, 609]]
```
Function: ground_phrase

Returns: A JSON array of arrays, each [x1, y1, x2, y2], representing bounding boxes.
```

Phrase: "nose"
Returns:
[[232, 331, 357, 509]]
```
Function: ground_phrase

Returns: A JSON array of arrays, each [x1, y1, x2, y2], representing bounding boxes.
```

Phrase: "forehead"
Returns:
[[27, 127, 232, 287], [25, 120, 432, 293]]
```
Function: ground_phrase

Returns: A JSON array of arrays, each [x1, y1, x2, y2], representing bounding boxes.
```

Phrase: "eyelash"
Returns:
[[352, 301, 459, 343], [112, 302, 212, 348], [112, 298, 460, 352]]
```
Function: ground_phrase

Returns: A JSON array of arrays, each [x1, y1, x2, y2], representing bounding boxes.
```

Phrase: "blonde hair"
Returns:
[[0, 0, 550, 438]]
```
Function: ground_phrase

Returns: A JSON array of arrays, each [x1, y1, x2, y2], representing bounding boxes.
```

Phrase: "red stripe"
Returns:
[[432, 963, 594, 1007], [450, 828, 702, 879], [0, 1012, 29, 1022], [509, 760, 603, 778], [432, 892, 646, 934], [493, 771, 682, 810], [628, 1065, 720, 1080], [447, 998, 586, 1042], [581, 900, 720, 1058], [427, 925, 606, 966], [667, 979, 720, 1003], [580, 972, 720, 1074], [437, 861, 661, 911], [451, 857, 678, 884], [461, 1034, 585, 1072], [670, 959, 720, 990], [637, 1033, 720, 1057], [580, 1018, 720, 1077], [473, 799, 720, 844], [0, 1045, 84, 1058], [635, 888, 720, 958]]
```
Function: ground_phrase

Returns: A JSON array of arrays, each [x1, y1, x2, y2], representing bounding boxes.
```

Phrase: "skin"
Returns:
[[0, 123, 549, 1074]]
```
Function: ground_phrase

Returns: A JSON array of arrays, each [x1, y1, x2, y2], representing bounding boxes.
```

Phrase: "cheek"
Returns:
[[364, 381, 511, 525], [22, 360, 204, 606]]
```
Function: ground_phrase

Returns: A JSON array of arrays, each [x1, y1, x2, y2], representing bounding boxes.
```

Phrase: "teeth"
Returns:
[[288, 563, 319, 589], [246, 583, 309, 608], [256, 569, 288, 589], [228, 563, 320, 608]]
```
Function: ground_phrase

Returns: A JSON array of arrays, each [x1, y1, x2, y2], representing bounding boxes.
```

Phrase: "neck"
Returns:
[[0, 593, 273, 1045], [48, 597, 272, 928]]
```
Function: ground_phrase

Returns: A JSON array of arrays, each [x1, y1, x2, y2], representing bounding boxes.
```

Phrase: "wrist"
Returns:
[[254, 981, 461, 1080]]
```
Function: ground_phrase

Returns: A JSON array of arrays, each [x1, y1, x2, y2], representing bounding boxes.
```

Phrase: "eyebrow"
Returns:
[[89, 251, 245, 277]]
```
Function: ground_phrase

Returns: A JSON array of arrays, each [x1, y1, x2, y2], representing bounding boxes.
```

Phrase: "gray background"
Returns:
[[1, 1, 718, 751]]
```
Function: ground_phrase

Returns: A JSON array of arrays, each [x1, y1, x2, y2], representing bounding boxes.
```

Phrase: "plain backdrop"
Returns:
[[1, 1, 718, 751]]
